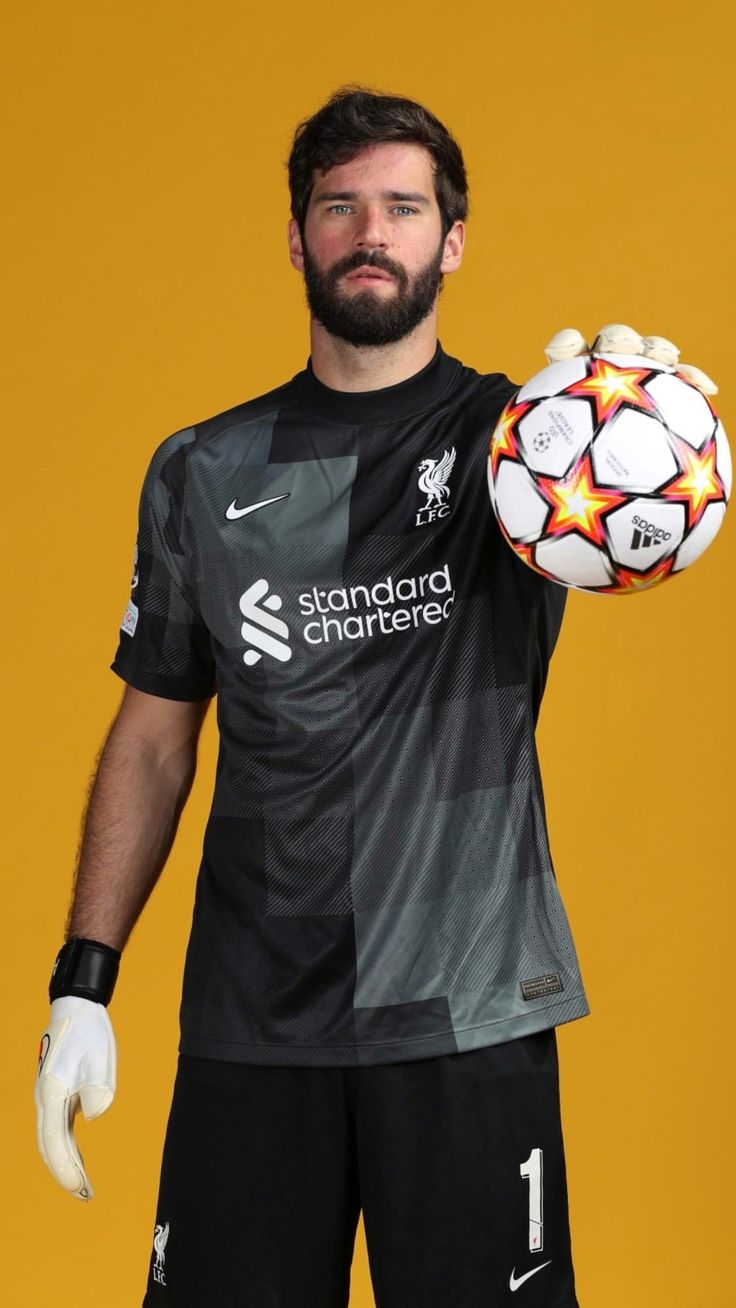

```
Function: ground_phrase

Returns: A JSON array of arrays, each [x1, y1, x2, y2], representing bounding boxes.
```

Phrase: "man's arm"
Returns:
[[64, 683, 211, 952], [35, 684, 211, 1203]]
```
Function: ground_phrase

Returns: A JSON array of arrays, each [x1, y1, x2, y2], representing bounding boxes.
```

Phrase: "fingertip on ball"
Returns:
[[591, 323, 643, 355], [543, 327, 588, 364], [641, 335, 680, 366], [676, 362, 719, 395]]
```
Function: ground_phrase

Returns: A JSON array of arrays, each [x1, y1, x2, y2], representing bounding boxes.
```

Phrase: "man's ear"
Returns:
[[287, 218, 305, 272], [441, 220, 465, 274]]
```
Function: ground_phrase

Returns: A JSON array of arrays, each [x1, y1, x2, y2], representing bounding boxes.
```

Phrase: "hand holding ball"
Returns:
[[487, 324, 730, 593]]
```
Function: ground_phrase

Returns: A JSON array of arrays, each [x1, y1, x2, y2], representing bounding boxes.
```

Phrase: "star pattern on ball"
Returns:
[[536, 453, 628, 546], [659, 431, 726, 529], [508, 540, 538, 569], [564, 357, 658, 424], [494, 523, 558, 582], [599, 556, 675, 594], [488, 399, 529, 475]]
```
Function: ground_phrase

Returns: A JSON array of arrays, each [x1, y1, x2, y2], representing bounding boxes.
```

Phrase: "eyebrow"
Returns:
[[313, 190, 431, 204]]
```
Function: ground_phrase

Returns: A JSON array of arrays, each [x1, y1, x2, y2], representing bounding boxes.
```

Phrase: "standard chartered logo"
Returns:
[[237, 563, 455, 666], [300, 562, 455, 644], [239, 579, 291, 666]]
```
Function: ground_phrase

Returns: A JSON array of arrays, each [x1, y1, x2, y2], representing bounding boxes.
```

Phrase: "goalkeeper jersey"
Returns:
[[110, 339, 590, 1066]]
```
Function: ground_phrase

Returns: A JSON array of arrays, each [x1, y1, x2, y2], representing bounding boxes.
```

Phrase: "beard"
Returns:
[[301, 233, 446, 348]]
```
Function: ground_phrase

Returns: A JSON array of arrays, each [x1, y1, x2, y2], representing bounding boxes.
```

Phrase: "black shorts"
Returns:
[[142, 1028, 580, 1307]]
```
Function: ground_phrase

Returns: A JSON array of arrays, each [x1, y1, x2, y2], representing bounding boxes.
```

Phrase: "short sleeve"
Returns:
[[109, 426, 217, 701]]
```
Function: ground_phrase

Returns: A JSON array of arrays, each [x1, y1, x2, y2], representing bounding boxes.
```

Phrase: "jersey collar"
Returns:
[[292, 340, 462, 425]]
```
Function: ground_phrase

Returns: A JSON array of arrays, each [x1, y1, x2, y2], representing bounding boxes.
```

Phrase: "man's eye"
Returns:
[[328, 205, 352, 214]]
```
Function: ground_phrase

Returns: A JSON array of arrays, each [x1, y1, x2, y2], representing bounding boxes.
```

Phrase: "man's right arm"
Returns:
[[64, 683, 212, 953], [35, 684, 211, 1202]]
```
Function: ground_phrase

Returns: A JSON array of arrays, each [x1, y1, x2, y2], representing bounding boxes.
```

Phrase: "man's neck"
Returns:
[[307, 315, 439, 392]]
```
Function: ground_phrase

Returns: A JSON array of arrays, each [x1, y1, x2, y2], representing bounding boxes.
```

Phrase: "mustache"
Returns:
[[330, 251, 405, 282]]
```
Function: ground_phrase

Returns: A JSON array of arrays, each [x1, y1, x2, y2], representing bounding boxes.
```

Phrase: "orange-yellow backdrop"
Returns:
[[3, 1, 734, 1304]]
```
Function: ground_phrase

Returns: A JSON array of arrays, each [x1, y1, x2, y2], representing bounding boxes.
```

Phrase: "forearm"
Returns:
[[64, 717, 196, 953]]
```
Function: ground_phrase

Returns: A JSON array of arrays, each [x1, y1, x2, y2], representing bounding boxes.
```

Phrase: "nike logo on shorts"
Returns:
[[225, 493, 290, 520], [509, 1259, 552, 1291]]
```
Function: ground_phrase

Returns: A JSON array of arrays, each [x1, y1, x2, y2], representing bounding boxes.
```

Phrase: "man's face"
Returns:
[[288, 142, 463, 348]]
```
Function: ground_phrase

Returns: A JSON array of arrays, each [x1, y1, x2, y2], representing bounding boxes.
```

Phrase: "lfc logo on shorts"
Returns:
[[415, 447, 457, 526], [152, 1219, 169, 1286]]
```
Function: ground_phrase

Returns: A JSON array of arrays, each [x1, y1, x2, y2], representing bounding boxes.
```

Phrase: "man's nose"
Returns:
[[353, 203, 390, 249]]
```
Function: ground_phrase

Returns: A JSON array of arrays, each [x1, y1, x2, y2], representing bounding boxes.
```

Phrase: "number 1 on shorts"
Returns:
[[520, 1147, 544, 1252]]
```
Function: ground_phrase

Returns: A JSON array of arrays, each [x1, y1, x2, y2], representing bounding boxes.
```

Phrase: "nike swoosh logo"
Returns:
[[509, 1260, 552, 1291], [37, 1032, 50, 1078], [225, 493, 290, 520]]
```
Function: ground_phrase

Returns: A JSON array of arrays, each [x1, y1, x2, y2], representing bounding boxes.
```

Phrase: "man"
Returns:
[[35, 86, 716, 1307]]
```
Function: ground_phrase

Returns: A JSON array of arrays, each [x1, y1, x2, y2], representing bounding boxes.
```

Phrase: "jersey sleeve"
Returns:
[[109, 426, 217, 701], [529, 581, 567, 727]]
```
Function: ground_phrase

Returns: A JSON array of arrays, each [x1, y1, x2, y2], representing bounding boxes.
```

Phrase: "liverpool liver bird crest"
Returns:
[[153, 1220, 170, 1278], [417, 447, 456, 511]]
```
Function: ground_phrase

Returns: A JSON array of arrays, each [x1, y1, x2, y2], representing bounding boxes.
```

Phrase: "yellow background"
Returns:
[[3, 1, 734, 1303]]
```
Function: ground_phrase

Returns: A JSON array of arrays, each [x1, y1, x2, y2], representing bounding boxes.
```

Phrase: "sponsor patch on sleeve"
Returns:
[[121, 599, 139, 637]]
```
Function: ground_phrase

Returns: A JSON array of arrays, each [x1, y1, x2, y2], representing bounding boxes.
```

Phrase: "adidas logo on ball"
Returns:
[[630, 514, 672, 550]]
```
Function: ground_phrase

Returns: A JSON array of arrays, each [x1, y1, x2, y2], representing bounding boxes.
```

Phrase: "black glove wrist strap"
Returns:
[[48, 937, 121, 1007]]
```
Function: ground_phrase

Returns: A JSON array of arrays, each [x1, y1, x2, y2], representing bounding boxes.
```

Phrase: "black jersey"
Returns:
[[110, 340, 590, 1066]]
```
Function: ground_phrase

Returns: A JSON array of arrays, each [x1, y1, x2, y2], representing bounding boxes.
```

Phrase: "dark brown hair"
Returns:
[[287, 84, 469, 242]]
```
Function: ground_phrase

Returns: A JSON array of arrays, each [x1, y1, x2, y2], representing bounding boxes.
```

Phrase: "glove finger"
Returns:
[[79, 1082, 114, 1119], [675, 361, 719, 395], [78, 1031, 117, 1119], [35, 1073, 94, 1201], [543, 328, 589, 364], [640, 334, 680, 366], [591, 323, 643, 355]]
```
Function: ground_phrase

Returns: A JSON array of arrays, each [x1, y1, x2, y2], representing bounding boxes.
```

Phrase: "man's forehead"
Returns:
[[310, 142, 436, 198]]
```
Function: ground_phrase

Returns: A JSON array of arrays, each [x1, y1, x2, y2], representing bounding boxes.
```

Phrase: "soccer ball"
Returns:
[[487, 353, 731, 593]]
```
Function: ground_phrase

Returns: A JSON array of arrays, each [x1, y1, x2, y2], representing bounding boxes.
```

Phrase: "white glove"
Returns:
[[34, 994, 117, 1202], [544, 323, 718, 395]]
